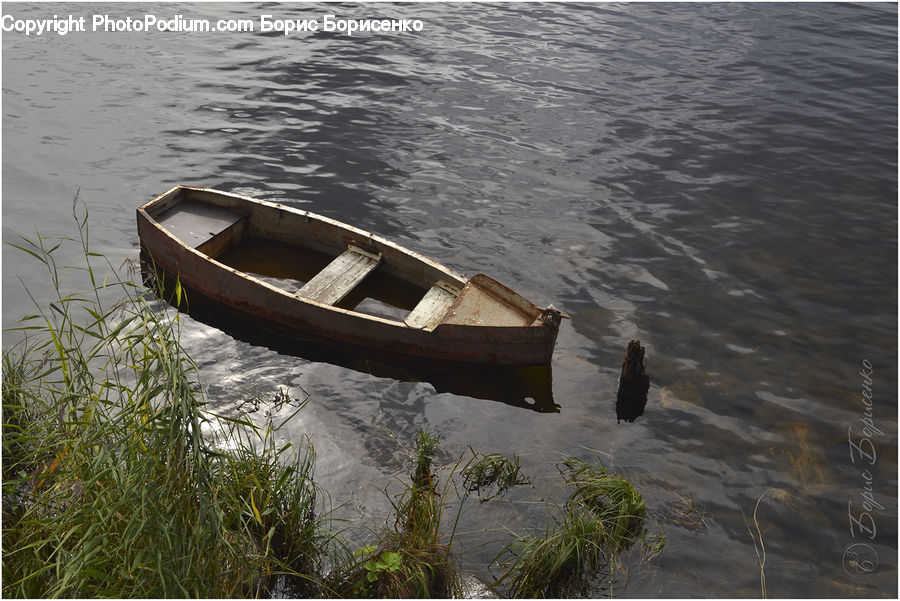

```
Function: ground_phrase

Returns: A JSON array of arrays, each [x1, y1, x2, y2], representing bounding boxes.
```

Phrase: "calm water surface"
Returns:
[[3, 3, 897, 597]]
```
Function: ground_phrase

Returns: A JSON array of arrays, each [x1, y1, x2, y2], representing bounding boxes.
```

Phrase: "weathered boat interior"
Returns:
[[145, 187, 543, 330]]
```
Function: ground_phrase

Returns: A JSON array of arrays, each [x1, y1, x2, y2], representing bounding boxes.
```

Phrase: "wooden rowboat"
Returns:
[[136, 186, 566, 365]]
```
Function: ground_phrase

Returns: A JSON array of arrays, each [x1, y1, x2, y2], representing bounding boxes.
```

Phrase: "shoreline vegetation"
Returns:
[[2, 204, 663, 598]]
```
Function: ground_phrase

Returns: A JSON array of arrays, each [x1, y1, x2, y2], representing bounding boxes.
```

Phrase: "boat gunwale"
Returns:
[[138, 187, 432, 329], [139, 185, 467, 280], [137, 185, 545, 332]]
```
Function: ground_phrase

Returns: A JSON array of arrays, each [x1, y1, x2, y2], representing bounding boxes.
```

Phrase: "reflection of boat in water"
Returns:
[[136, 186, 565, 366], [141, 252, 560, 414]]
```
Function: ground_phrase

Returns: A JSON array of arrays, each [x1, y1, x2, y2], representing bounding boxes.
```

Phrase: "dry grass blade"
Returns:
[[743, 488, 770, 599]]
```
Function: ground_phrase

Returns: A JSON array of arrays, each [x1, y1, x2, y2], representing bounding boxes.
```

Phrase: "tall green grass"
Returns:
[[2, 201, 325, 598]]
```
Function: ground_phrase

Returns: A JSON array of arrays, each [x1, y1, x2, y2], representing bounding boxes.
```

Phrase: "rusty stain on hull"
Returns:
[[136, 185, 566, 365]]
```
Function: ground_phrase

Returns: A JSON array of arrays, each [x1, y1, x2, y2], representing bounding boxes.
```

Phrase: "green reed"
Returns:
[[2, 200, 325, 598]]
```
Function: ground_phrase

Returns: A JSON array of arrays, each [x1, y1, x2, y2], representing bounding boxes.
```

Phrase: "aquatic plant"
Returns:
[[493, 504, 614, 598], [461, 451, 530, 501], [491, 457, 659, 598], [2, 201, 327, 598], [670, 491, 708, 532], [331, 429, 460, 598], [561, 458, 647, 555], [411, 429, 440, 491]]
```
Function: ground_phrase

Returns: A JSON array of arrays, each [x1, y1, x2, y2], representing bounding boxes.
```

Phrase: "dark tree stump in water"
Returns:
[[617, 340, 650, 423]]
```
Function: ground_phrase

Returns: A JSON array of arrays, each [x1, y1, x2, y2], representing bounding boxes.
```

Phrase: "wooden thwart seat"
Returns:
[[404, 282, 459, 330], [296, 244, 381, 305]]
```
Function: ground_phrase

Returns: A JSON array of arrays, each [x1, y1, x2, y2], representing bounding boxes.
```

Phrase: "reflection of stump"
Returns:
[[617, 340, 650, 423]]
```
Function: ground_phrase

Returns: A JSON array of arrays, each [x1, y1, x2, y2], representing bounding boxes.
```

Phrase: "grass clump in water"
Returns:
[[492, 457, 660, 598], [331, 430, 460, 598], [462, 451, 530, 501], [493, 504, 614, 598], [561, 458, 647, 554], [1, 202, 326, 598]]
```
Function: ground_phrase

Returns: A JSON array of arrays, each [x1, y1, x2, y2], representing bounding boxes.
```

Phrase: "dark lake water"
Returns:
[[3, 3, 897, 597]]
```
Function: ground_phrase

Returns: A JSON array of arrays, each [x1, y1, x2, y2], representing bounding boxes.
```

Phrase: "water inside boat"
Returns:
[[216, 237, 429, 322]]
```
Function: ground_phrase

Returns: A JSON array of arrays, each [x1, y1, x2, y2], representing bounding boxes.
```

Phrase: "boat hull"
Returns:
[[137, 186, 562, 365], [143, 256, 560, 414]]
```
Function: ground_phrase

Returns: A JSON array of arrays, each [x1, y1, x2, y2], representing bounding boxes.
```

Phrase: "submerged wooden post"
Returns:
[[616, 340, 650, 423]]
